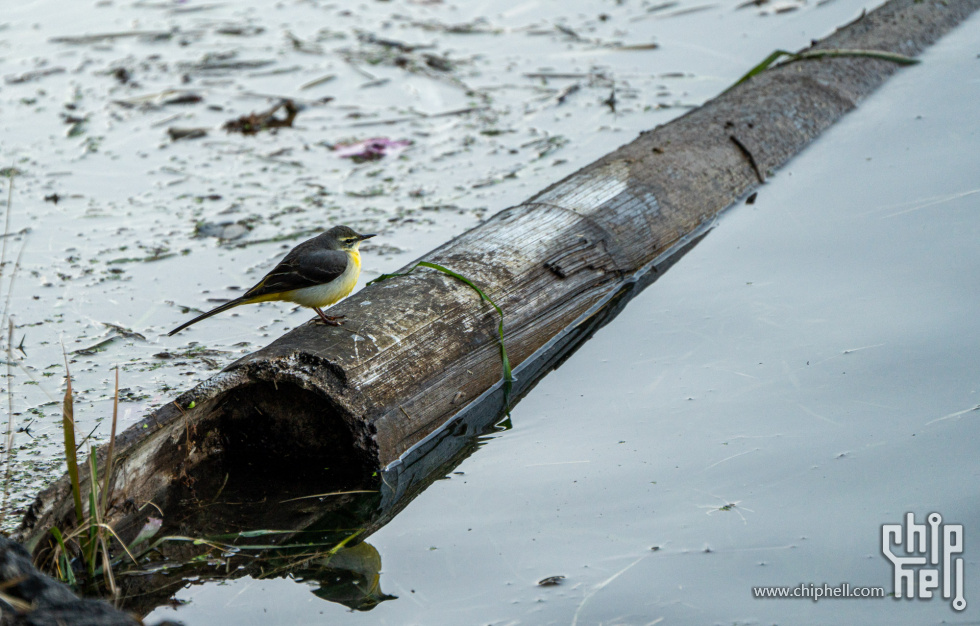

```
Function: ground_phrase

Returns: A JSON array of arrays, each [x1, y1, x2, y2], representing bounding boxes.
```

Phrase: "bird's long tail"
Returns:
[[168, 298, 246, 336]]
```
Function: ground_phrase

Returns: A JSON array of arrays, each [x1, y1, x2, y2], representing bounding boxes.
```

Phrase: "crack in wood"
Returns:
[[544, 236, 606, 278], [729, 134, 766, 183]]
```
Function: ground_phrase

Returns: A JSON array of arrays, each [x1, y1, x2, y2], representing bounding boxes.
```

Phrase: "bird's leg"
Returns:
[[313, 307, 345, 326]]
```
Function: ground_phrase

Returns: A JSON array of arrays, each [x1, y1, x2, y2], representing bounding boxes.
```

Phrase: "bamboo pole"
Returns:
[[14, 0, 980, 554]]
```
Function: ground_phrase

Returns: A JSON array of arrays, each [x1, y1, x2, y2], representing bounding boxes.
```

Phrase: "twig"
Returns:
[[0, 172, 12, 289], [279, 489, 376, 504], [524, 72, 594, 79], [555, 83, 580, 105], [1, 319, 14, 525], [299, 73, 336, 91]]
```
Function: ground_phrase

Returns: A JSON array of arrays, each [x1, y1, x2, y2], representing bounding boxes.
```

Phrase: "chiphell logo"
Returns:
[[882, 512, 965, 611]]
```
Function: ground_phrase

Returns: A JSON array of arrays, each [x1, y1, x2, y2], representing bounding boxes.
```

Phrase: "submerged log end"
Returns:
[[15, 357, 381, 551]]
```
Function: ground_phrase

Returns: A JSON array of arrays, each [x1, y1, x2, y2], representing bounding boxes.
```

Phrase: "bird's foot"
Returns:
[[313, 310, 346, 326]]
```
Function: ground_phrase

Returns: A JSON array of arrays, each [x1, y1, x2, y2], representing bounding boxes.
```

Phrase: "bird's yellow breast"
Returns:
[[279, 250, 361, 308]]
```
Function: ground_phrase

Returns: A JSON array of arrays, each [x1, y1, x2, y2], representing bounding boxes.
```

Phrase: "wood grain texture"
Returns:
[[15, 0, 980, 551]]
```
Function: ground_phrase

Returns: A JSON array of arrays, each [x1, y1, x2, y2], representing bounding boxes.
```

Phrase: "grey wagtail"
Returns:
[[168, 225, 375, 335]]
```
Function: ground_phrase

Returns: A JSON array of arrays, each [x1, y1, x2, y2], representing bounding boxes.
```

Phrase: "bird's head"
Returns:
[[327, 225, 376, 251]]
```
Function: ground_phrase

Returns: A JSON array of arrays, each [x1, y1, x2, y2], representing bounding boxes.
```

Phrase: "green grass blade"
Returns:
[[371, 261, 513, 385], [728, 49, 792, 91], [367, 261, 513, 411], [725, 48, 919, 94], [416, 261, 489, 298], [88, 445, 99, 509], [49, 526, 77, 586], [100, 367, 119, 513], [415, 262, 514, 400], [86, 522, 141, 573], [794, 48, 919, 65], [86, 449, 99, 576], [365, 270, 412, 285], [61, 354, 84, 524]]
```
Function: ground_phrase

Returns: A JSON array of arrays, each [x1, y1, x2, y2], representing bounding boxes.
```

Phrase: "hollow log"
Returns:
[[14, 0, 980, 555]]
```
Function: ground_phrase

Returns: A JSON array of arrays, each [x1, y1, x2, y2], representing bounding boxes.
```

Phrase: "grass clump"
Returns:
[[41, 361, 132, 597]]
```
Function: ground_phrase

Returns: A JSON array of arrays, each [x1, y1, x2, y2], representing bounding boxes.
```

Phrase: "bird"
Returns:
[[168, 225, 375, 336]]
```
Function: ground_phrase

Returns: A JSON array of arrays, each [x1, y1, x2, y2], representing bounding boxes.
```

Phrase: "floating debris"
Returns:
[[110, 67, 132, 84], [645, 1, 680, 13], [299, 73, 337, 90], [738, 0, 807, 13], [332, 138, 412, 163], [356, 32, 432, 53], [62, 114, 88, 138], [73, 323, 146, 355], [340, 34, 457, 81], [167, 127, 209, 141], [223, 100, 300, 135], [608, 42, 660, 51], [659, 4, 719, 18], [420, 53, 453, 72], [349, 106, 486, 128], [555, 83, 580, 105], [407, 17, 498, 34], [4, 67, 65, 84], [102, 323, 147, 341], [194, 221, 252, 241], [114, 90, 204, 109], [48, 30, 175, 45], [554, 24, 584, 41], [525, 71, 600, 81], [215, 24, 266, 37], [181, 53, 276, 73], [603, 89, 617, 112], [522, 135, 569, 160], [286, 31, 324, 55]]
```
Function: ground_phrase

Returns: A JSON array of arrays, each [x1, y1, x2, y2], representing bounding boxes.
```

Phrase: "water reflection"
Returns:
[[300, 542, 396, 611]]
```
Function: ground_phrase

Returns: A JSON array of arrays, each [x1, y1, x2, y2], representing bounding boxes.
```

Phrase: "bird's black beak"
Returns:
[[359, 233, 377, 240]]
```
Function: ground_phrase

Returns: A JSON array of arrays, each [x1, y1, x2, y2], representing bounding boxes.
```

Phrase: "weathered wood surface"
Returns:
[[15, 0, 980, 551]]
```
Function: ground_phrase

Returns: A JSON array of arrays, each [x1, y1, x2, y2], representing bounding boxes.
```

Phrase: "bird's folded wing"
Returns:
[[243, 247, 350, 299]]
